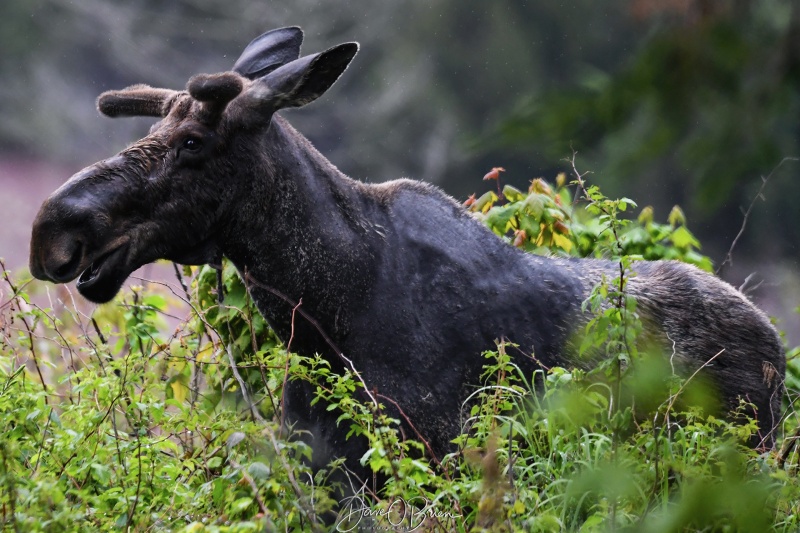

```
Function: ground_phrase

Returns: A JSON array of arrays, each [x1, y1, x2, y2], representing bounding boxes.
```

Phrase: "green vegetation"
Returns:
[[2, 170, 799, 531]]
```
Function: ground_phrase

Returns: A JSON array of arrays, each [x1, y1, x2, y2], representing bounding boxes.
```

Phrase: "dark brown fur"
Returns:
[[29, 28, 785, 489]]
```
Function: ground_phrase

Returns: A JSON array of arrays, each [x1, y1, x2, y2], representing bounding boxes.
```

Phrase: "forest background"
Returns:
[[0, 0, 798, 337]]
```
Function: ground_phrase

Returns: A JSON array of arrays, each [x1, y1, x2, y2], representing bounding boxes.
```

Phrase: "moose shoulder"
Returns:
[[30, 27, 785, 483]]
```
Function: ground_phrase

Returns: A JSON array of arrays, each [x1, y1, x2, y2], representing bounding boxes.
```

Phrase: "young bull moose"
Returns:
[[30, 27, 784, 484]]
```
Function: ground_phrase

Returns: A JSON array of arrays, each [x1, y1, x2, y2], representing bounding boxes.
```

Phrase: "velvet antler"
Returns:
[[97, 84, 180, 118], [186, 72, 244, 125]]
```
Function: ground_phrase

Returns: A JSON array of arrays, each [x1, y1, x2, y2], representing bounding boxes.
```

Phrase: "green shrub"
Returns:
[[1, 166, 799, 531]]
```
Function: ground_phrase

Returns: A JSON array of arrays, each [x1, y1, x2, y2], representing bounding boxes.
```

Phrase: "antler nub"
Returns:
[[187, 73, 244, 103], [187, 73, 245, 125], [97, 84, 179, 118]]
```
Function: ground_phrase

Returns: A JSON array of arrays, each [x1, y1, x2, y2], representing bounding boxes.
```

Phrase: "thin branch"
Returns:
[[32, 409, 53, 474], [263, 423, 325, 532], [0, 263, 49, 401], [228, 457, 270, 516], [375, 392, 441, 469], [126, 437, 144, 525], [778, 424, 800, 469], [657, 348, 726, 432], [225, 343, 265, 424], [717, 157, 798, 276], [280, 300, 302, 431], [244, 271, 380, 411]]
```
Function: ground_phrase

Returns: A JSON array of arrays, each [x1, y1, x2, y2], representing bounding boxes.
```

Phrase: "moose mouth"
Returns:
[[76, 245, 131, 303]]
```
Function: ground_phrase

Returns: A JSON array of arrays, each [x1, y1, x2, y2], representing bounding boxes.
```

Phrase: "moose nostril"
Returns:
[[51, 241, 84, 282]]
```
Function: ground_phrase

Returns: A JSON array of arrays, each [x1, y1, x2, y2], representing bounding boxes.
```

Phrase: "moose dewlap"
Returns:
[[30, 27, 784, 485]]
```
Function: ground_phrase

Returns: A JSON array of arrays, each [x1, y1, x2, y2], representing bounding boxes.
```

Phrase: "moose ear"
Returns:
[[232, 26, 304, 79], [259, 42, 359, 109]]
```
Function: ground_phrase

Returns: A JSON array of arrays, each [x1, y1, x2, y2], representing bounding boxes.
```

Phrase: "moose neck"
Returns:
[[218, 114, 379, 355]]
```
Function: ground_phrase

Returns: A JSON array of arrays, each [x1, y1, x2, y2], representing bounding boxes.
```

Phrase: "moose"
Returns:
[[30, 27, 784, 487]]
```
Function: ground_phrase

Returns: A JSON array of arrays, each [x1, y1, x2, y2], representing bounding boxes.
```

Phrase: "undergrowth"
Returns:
[[1, 165, 799, 531]]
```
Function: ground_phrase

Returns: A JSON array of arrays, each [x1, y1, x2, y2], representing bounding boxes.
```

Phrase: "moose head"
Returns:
[[29, 27, 358, 303]]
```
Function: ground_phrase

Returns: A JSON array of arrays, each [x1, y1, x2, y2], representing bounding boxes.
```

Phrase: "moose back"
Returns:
[[30, 27, 784, 484]]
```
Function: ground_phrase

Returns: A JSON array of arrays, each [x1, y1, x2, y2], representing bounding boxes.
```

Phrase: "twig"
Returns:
[[569, 152, 629, 390], [568, 151, 591, 205], [170, 264, 204, 416], [90, 317, 107, 347], [244, 288, 280, 420], [755, 370, 786, 452], [0, 264, 50, 402], [244, 271, 380, 411], [32, 409, 53, 474], [214, 254, 225, 305], [225, 343, 265, 424], [228, 457, 270, 516], [375, 393, 441, 469], [56, 384, 126, 478], [737, 272, 764, 296], [280, 300, 302, 431], [717, 157, 798, 276], [778, 425, 800, 469], [656, 348, 726, 433], [126, 437, 143, 525], [263, 423, 325, 532], [0, 278, 32, 312]]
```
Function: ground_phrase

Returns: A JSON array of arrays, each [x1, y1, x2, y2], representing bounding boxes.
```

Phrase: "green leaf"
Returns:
[[227, 431, 246, 449], [247, 462, 271, 480], [619, 197, 637, 211], [668, 205, 686, 227], [114, 514, 130, 528], [90, 463, 111, 485], [523, 193, 548, 219], [231, 497, 253, 513], [502, 184, 526, 202], [671, 226, 700, 249], [142, 293, 167, 310], [472, 190, 499, 213], [581, 513, 605, 530], [486, 204, 519, 233]]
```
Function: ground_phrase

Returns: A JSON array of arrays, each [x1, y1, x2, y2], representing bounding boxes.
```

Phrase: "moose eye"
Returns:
[[181, 137, 203, 152]]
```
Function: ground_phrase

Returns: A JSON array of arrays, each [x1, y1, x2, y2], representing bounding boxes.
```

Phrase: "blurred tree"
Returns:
[[1, 0, 796, 259], [489, 0, 800, 257], [0, 0, 643, 182]]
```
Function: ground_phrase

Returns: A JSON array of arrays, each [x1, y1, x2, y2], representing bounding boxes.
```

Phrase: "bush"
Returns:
[[1, 168, 799, 531]]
